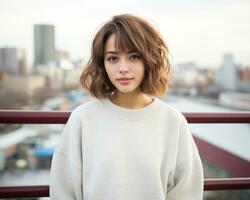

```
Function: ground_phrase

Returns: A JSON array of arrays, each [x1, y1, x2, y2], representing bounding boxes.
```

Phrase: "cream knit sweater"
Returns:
[[50, 96, 204, 199]]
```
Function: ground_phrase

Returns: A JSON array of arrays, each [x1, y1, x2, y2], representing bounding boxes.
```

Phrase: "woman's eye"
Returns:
[[130, 55, 140, 60], [107, 57, 117, 62]]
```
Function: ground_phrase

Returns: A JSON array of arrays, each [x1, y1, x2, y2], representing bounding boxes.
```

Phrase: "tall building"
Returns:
[[0, 47, 27, 75], [215, 54, 238, 91], [237, 66, 250, 92], [34, 24, 55, 66]]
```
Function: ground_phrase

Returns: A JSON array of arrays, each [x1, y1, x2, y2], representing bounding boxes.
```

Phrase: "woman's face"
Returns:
[[104, 33, 145, 95]]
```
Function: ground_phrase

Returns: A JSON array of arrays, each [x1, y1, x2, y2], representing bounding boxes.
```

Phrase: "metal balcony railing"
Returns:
[[0, 110, 250, 198]]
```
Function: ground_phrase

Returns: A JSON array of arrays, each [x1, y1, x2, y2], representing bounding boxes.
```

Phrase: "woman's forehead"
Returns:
[[105, 33, 135, 53]]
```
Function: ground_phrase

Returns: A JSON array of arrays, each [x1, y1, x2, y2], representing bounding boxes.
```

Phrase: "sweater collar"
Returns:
[[99, 96, 161, 121]]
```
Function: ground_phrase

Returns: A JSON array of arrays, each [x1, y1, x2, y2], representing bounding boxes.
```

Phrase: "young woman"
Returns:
[[50, 13, 204, 200]]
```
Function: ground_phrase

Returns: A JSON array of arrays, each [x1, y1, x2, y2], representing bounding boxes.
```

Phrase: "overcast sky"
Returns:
[[0, 0, 249, 68]]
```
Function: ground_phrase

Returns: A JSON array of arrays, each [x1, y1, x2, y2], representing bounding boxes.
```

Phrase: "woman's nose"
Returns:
[[119, 58, 129, 73]]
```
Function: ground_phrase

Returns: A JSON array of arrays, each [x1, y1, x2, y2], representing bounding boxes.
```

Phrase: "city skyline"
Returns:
[[0, 0, 249, 68]]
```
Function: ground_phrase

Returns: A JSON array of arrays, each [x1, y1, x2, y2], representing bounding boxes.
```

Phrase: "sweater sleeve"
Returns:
[[166, 115, 204, 200], [50, 111, 83, 200]]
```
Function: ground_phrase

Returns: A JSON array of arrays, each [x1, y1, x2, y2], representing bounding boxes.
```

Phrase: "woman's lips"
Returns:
[[117, 78, 134, 85]]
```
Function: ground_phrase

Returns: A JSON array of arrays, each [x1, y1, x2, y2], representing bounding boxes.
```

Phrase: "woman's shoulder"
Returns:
[[157, 97, 187, 123], [69, 98, 100, 119]]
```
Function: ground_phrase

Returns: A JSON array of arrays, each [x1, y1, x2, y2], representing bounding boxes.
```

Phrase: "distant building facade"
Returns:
[[215, 54, 250, 93], [34, 24, 55, 66], [0, 48, 27, 75], [55, 49, 70, 60], [237, 67, 250, 92], [1, 75, 46, 97], [215, 54, 238, 91]]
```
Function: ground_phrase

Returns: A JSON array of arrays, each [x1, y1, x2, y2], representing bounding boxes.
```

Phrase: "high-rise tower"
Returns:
[[215, 53, 238, 91], [34, 24, 55, 66]]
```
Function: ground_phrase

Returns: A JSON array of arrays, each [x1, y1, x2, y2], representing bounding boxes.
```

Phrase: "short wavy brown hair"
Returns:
[[80, 13, 171, 99]]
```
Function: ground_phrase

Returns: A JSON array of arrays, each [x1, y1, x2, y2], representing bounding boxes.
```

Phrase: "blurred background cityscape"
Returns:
[[0, 0, 249, 199]]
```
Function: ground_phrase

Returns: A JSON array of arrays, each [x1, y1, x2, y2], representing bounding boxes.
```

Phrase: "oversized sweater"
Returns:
[[50, 96, 204, 200]]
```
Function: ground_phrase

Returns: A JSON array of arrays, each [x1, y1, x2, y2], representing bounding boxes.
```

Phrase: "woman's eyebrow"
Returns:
[[105, 51, 118, 55], [127, 50, 137, 54], [105, 50, 137, 55]]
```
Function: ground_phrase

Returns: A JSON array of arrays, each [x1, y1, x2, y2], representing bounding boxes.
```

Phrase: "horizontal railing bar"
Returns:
[[0, 110, 70, 124], [0, 110, 249, 124], [0, 178, 250, 198], [184, 112, 250, 123], [204, 177, 250, 190], [0, 185, 49, 198]]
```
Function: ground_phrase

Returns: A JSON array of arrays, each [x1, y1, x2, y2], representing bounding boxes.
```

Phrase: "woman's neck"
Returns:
[[109, 91, 154, 109]]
